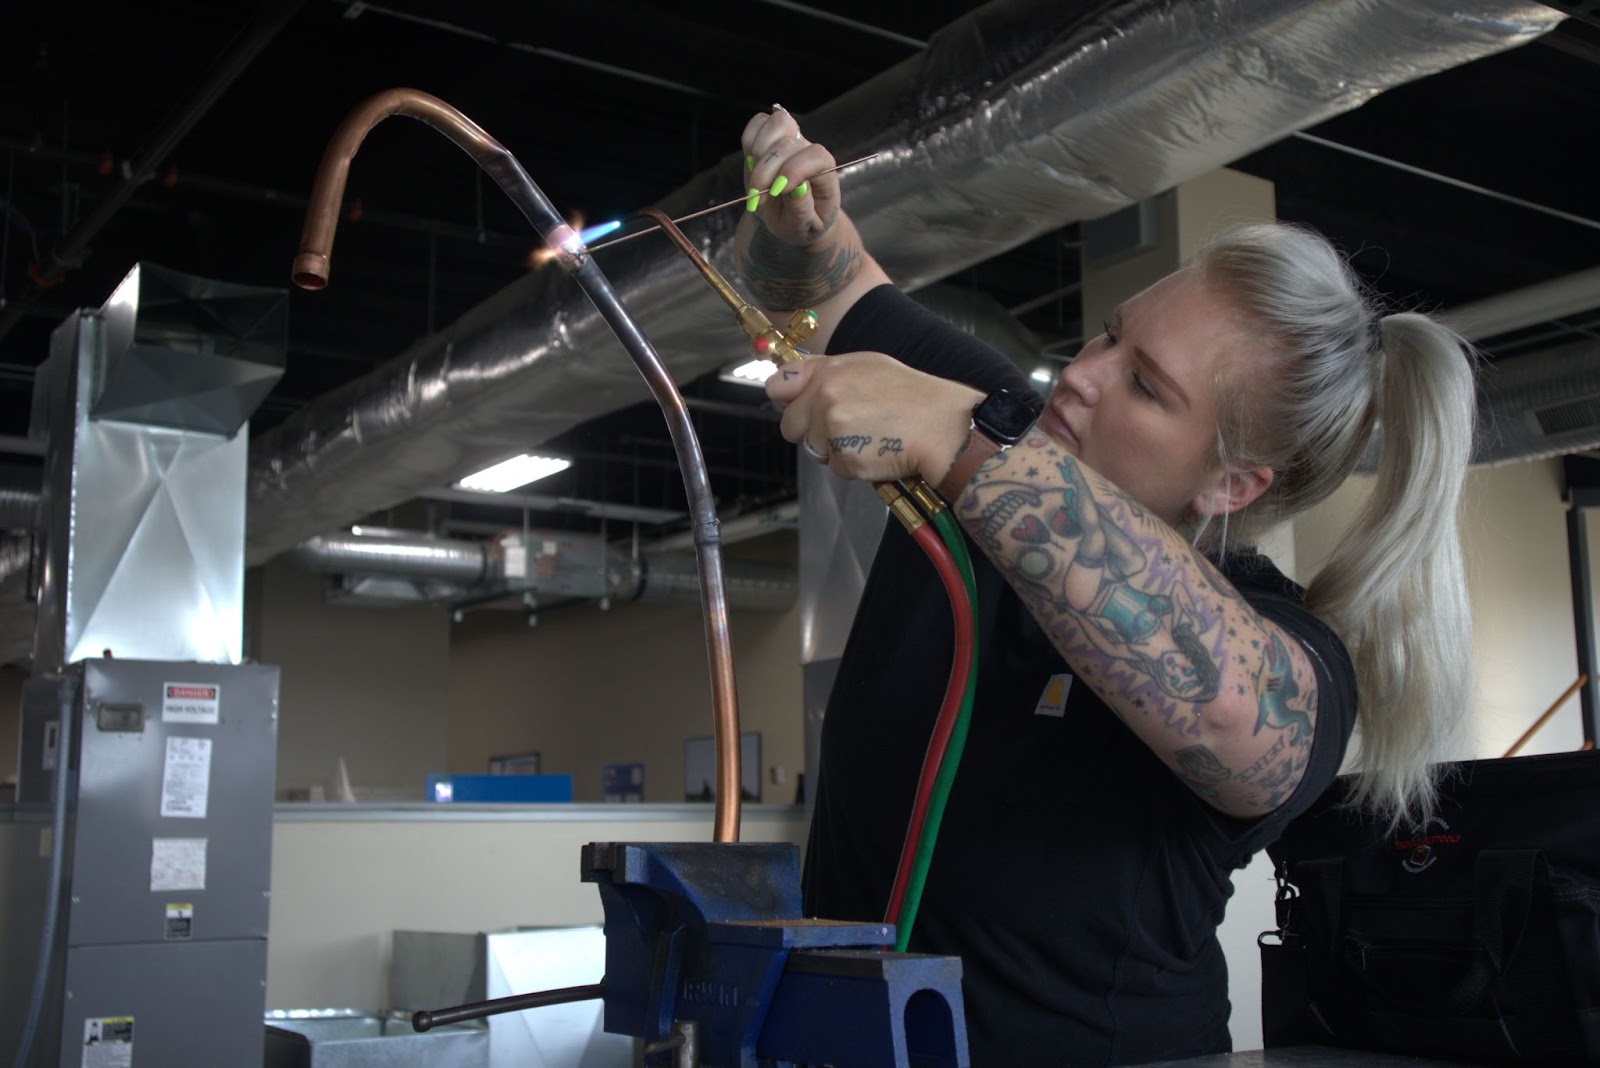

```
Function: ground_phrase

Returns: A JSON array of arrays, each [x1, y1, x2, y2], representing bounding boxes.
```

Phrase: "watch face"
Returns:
[[974, 389, 1042, 445]]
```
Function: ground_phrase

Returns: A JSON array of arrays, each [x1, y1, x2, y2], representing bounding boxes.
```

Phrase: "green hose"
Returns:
[[895, 508, 979, 952]]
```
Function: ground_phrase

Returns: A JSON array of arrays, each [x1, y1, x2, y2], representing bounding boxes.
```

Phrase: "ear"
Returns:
[[1191, 464, 1274, 520]]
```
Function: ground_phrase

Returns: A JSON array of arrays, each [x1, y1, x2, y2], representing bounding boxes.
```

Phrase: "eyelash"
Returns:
[[1104, 320, 1159, 401]]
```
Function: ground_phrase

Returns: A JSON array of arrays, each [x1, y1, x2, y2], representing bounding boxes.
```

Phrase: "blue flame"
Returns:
[[576, 220, 622, 245]]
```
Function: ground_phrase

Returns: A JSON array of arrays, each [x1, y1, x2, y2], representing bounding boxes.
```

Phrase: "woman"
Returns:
[[738, 107, 1475, 1065]]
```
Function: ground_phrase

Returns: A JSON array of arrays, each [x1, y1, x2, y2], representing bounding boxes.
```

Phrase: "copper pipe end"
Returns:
[[292, 252, 330, 290]]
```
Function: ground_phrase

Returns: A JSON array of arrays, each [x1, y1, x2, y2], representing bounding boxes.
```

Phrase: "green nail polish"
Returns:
[[790, 180, 809, 199], [769, 175, 789, 197], [745, 155, 754, 173], [746, 190, 761, 213]]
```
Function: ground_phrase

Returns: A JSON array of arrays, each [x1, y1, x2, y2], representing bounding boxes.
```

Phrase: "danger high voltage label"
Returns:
[[163, 683, 220, 724]]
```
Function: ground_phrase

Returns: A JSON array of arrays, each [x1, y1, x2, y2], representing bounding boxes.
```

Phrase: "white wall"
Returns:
[[266, 806, 810, 1011], [255, 559, 453, 798], [447, 593, 804, 804], [1464, 461, 1586, 756]]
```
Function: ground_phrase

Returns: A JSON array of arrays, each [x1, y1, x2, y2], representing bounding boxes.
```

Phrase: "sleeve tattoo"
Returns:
[[959, 439, 1320, 816]]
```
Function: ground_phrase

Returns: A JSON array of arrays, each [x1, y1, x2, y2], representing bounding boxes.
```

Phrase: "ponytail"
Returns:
[[1302, 314, 1476, 828], [1196, 224, 1477, 829]]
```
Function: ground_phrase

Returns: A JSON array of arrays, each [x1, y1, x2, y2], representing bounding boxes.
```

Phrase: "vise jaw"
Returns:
[[581, 841, 969, 1067]]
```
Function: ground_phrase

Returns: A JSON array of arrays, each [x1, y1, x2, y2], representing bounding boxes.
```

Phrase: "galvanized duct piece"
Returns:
[[631, 551, 796, 613], [0, 467, 41, 530], [0, 532, 37, 665], [286, 532, 488, 583], [287, 532, 796, 612], [243, 0, 1561, 564], [1477, 338, 1600, 466]]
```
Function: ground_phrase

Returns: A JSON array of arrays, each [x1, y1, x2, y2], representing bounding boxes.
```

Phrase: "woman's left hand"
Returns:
[[764, 353, 981, 484]]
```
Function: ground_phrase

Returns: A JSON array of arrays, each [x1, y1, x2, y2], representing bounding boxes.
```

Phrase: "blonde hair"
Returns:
[[1195, 222, 1476, 829]]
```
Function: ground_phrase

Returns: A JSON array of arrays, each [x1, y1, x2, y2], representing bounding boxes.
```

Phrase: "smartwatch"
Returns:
[[936, 388, 1041, 502]]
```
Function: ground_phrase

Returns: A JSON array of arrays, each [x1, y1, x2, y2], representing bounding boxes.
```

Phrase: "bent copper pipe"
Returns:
[[292, 88, 743, 842]]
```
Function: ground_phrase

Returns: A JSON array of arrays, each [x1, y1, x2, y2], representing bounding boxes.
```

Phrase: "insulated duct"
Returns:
[[243, 0, 1563, 563], [1477, 338, 1600, 466], [286, 531, 796, 612]]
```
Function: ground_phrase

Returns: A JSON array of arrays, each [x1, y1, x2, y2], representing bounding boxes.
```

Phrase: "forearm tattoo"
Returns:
[[738, 216, 862, 311], [958, 437, 1319, 815]]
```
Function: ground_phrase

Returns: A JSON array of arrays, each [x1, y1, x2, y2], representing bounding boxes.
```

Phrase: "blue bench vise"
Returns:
[[581, 841, 970, 1067]]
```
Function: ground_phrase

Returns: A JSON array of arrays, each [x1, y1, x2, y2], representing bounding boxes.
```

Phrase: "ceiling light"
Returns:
[[720, 358, 777, 386], [456, 453, 571, 493], [1030, 366, 1054, 384]]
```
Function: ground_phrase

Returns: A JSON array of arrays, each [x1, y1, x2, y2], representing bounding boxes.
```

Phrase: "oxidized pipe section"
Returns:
[[292, 88, 744, 843]]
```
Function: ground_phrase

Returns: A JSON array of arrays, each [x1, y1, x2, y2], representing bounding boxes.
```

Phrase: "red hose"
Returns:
[[884, 520, 976, 925]]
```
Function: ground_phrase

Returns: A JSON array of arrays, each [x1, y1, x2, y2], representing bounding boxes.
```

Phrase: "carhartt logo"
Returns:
[[1035, 674, 1073, 717], [1395, 816, 1460, 874]]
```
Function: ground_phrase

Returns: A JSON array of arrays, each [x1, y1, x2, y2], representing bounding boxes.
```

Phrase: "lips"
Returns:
[[1039, 404, 1079, 448]]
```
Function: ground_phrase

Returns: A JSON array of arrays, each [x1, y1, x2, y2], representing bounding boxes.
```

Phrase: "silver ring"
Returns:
[[800, 438, 830, 464]]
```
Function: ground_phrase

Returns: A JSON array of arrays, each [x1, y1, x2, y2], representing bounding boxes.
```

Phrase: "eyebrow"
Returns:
[[1113, 306, 1190, 409]]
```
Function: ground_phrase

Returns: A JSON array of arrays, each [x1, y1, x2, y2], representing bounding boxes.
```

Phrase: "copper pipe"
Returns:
[[293, 89, 745, 842], [1503, 673, 1587, 758]]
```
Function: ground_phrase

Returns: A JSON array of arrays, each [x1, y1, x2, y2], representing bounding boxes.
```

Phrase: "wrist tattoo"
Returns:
[[739, 217, 860, 310]]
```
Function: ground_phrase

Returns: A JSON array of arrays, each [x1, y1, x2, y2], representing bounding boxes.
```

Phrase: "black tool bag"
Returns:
[[1260, 750, 1600, 1063]]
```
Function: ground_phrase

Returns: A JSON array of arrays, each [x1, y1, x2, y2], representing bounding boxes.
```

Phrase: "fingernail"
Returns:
[[769, 175, 789, 197], [746, 188, 761, 213], [771, 102, 786, 112], [789, 180, 809, 199], [745, 155, 754, 173]]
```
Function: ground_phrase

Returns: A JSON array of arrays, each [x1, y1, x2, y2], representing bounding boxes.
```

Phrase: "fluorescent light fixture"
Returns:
[[457, 453, 572, 493], [721, 358, 778, 386], [1030, 366, 1054, 384]]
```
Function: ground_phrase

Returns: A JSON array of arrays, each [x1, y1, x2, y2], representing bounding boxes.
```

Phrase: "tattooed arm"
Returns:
[[734, 108, 890, 353], [958, 431, 1320, 819], [765, 353, 1321, 818]]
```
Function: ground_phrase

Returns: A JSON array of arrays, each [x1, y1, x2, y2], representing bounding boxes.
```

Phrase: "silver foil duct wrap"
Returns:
[[245, 0, 1561, 562]]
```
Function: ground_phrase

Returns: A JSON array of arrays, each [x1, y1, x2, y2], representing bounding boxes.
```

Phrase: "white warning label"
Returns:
[[83, 1016, 133, 1068], [162, 682, 220, 724], [150, 837, 207, 892], [160, 736, 212, 819]]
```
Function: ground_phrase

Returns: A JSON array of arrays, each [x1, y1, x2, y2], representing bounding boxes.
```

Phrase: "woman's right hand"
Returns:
[[740, 106, 843, 250]]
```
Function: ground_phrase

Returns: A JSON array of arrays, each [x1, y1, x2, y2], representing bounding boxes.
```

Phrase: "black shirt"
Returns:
[[802, 285, 1358, 1066]]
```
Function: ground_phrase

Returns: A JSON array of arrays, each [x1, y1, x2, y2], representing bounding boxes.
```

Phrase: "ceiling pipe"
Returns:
[[285, 529, 796, 611], [1442, 265, 1600, 342], [285, 532, 487, 583], [243, 0, 1561, 564], [0, 0, 309, 345]]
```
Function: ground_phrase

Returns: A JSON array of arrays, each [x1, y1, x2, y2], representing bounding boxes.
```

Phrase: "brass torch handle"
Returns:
[[632, 208, 817, 364], [634, 209, 938, 537]]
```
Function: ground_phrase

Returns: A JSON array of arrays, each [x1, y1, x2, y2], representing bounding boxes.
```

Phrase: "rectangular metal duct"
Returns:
[[93, 263, 287, 435], [30, 263, 286, 671]]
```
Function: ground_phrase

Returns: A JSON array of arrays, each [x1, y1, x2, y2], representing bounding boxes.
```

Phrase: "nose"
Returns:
[[1060, 347, 1103, 406]]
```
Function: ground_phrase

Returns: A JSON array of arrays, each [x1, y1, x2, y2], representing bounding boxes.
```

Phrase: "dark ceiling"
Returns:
[[2, 0, 1599, 544]]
